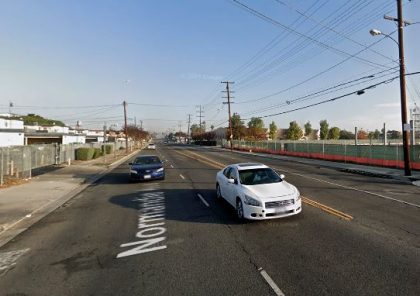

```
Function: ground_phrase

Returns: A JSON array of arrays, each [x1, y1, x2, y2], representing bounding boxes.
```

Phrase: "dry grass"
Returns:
[[0, 178, 30, 189]]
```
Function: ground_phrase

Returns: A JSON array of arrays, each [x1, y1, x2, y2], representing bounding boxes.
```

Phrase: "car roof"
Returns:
[[230, 163, 269, 170]]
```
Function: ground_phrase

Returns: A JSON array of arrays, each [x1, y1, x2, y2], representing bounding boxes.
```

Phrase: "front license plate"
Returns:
[[275, 208, 287, 214], [144, 175, 151, 179]]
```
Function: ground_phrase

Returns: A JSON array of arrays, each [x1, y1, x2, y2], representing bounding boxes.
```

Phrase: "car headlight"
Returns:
[[156, 167, 164, 172], [130, 169, 138, 174], [295, 189, 301, 201], [244, 195, 261, 207]]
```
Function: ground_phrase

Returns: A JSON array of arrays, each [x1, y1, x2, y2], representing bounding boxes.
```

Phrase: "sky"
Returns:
[[0, 0, 419, 134]]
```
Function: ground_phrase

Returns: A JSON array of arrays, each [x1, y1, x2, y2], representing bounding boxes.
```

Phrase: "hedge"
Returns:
[[102, 144, 114, 154], [76, 148, 95, 160], [93, 148, 103, 159]]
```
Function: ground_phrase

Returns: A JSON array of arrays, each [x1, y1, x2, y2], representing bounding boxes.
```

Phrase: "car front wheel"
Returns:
[[236, 198, 244, 220]]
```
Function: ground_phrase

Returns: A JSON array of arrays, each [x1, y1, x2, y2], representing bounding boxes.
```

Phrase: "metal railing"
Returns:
[[0, 141, 139, 185], [220, 139, 420, 170]]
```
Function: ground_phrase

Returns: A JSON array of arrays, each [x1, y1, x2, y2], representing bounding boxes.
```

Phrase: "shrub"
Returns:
[[76, 148, 95, 160], [93, 148, 103, 159], [103, 144, 114, 154]]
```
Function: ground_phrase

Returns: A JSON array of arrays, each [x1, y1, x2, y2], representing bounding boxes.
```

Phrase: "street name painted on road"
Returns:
[[117, 191, 167, 258]]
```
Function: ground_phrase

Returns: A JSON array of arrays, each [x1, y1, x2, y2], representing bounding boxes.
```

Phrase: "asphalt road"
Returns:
[[0, 144, 419, 296]]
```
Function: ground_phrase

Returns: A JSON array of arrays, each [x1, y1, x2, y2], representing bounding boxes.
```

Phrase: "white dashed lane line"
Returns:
[[258, 268, 285, 296], [170, 164, 174, 168], [197, 194, 210, 207], [179, 174, 185, 180]]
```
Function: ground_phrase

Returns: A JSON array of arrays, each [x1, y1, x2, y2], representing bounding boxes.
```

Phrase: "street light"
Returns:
[[369, 29, 399, 45], [369, 0, 412, 176]]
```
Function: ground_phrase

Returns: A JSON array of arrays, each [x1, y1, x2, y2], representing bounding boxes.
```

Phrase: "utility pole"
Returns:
[[196, 105, 204, 133], [380, 0, 411, 175], [123, 101, 128, 153], [396, 0, 411, 176], [221, 81, 235, 151], [187, 114, 192, 142], [103, 122, 107, 143]]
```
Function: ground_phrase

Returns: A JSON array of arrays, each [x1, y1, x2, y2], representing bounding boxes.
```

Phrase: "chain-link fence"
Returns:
[[0, 141, 139, 185], [222, 139, 420, 170]]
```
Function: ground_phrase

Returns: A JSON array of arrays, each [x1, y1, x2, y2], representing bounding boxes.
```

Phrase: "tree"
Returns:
[[339, 130, 355, 139], [14, 114, 65, 127], [287, 121, 303, 140], [231, 113, 246, 140], [328, 127, 340, 140], [373, 129, 381, 139], [190, 124, 204, 136], [304, 121, 312, 137], [126, 124, 149, 141], [388, 130, 401, 139], [357, 129, 368, 140], [247, 117, 266, 140], [319, 120, 329, 140], [269, 121, 277, 140]]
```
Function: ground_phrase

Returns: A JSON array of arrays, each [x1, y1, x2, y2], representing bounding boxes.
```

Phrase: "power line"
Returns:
[[127, 102, 189, 108], [243, 72, 420, 120], [237, 32, 398, 106], [230, 0, 392, 70], [233, 1, 397, 90], [242, 68, 399, 118]]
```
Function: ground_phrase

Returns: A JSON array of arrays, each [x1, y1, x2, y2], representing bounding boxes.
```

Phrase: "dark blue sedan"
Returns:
[[129, 155, 165, 181]]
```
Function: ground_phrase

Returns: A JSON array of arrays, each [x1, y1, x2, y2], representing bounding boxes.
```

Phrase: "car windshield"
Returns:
[[133, 156, 161, 165], [239, 168, 281, 185]]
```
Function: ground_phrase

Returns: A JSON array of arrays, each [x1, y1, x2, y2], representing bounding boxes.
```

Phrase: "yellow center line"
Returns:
[[174, 148, 354, 221], [174, 150, 224, 169], [302, 197, 353, 221]]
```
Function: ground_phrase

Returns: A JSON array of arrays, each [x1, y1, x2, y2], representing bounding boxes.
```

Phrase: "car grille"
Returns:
[[265, 199, 294, 208], [137, 169, 155, 174]]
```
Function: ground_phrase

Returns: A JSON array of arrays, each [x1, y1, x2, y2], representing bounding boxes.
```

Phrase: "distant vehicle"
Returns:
[[129, 155, 165, 181], [216, 163, 301, 220], [146, 143, 156, 150]]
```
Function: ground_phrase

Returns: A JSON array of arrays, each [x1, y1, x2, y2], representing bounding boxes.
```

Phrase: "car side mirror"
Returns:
[[227, 178, 235, 184], [280, 174, 285, 179]]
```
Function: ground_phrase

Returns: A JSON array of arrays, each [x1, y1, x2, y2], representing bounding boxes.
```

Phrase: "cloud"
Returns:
[[375, 102, 400, 108]]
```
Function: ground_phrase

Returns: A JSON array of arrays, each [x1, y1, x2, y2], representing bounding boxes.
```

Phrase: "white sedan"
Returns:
[[216, 163, 302, 220]]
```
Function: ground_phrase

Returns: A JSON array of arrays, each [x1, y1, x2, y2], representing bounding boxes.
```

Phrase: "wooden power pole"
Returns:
[[123, 101, 128, 153], [221, 81, 234, 151]]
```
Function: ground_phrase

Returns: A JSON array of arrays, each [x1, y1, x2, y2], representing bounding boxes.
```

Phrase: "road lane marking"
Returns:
[[197, 193, 210, 207], [174, 150, 223, 169], [117, 191, 167, 258], [170, 164, 174, 168], [0, 248, 30, 273], [302, 196, 353, 221], [179, 174, 185, 180], [290, 172, 420, 209], [258, 268, 285, 296], [175, 149, 355, 220]]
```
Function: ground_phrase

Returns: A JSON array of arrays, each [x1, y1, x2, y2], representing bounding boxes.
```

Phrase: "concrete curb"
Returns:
[[0, 149, 140, 248]]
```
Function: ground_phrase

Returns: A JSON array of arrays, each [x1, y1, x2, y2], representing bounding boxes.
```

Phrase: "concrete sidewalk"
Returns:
[[0, 149, 140, 248]]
